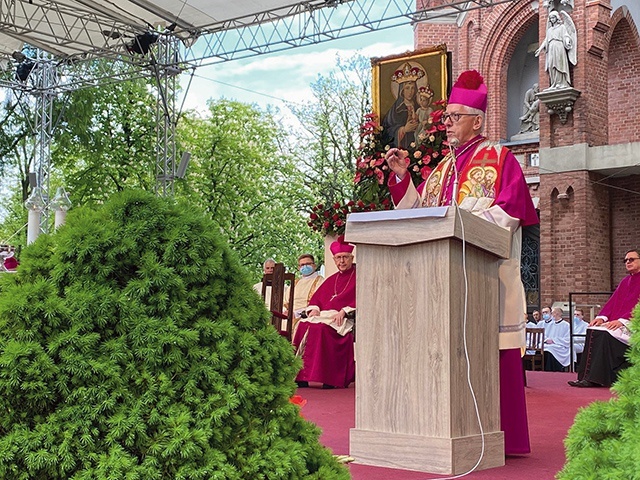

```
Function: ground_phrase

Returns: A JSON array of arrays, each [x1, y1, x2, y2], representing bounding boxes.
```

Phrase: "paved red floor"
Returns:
[[299, 371, 614, 479]]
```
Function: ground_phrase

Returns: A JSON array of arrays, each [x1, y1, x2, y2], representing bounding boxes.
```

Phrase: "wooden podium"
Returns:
[[345, 206, 511, 475]]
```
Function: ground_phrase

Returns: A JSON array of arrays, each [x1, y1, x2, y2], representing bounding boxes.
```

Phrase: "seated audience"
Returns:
[[285, 254, 324, 338], [253, 258, 276, 308], [526, 310, 540, 328], [571, 308, 589, 363], [540, 306, 552, 327], [0, 245, 18, 272], [569, 248, 640, 387], [543, 307, 571, 371], [293, 237, 356, 389], [532, 310, 540, 324]]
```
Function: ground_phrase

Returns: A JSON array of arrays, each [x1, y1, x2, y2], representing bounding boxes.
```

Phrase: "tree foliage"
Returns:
[[51, 73, 157, 204], [177, 100, 322, 273], [2, 80, 323, 274], [286, 54, 371, 210], [558, 302, 640, 480], [0, 190, 349, 479]]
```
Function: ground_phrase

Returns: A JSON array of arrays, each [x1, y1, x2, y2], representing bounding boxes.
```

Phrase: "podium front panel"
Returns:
[[354, 239, 500, 438]]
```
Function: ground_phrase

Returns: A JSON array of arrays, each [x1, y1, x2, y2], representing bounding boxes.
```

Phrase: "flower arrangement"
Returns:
[[307, 198, 392, 237], [354, 104, 449, 204], [307, 103, 449, 237]]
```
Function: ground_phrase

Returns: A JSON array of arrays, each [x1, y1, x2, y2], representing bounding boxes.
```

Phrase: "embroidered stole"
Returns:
[[420, 141, 507, 207]]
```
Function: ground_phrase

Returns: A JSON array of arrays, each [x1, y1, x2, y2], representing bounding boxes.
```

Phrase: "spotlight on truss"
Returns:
[[126, 32, 159, 55], [102, 30, 122, 39], [16, 61, 35, 82], [11, 51, 26, 62]]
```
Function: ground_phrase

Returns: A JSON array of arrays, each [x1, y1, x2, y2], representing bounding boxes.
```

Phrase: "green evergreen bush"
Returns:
[[0, 190, 349, 479], [558, 302, 640, 480]]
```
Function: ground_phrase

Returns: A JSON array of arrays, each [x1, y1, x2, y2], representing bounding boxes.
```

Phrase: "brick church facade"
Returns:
[[414, 0, 640, 315]]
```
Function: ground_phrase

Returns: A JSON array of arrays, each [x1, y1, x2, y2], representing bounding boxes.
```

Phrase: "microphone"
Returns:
[[449, 138, 460, 205]]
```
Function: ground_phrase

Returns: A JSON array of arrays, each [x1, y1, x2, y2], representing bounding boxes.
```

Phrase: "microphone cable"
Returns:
[[428, 138, 487, 480]]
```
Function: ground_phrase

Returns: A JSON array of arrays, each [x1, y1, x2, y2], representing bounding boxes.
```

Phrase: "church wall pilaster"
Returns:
[[538, 167, 612, 308], [606, 7, 640, 145]]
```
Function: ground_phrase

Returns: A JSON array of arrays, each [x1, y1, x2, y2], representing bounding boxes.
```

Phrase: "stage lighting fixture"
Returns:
[[176, 152, 191, 179], [11, 51, 26, 62], [127, 32, 159, 55], [102, 30, 122, 39], [16, 61, 35, 82]]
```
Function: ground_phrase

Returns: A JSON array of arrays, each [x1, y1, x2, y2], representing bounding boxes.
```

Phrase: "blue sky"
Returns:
[[178, 24, 415, 113]]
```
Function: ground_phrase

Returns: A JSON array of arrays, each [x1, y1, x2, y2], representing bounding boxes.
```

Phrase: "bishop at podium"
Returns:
[[386, 70, 539, 455]]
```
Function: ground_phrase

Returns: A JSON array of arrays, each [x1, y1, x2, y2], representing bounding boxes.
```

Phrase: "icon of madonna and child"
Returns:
[[380, 61, 437, 150]]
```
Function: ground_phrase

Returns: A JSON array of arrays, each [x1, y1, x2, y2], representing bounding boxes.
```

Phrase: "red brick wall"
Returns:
[[539, 171, 613, 307], [610, 174, 640, 283], [607, 10, 640, 145], [414, 3, 538, 141], [414, 23, 457, 54]]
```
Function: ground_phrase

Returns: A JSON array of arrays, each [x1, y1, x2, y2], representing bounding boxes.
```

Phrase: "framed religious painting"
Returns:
[[371, 45, 450, 149]]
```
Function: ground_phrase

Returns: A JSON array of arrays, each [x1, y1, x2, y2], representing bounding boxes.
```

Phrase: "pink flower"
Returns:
[[431, 109, 444, 123], [375, 168, 385, 184]]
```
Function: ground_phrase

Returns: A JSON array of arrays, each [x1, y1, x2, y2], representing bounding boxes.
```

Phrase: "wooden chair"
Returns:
[[523, 327, 545, 371], [261, 262, 295, 340]]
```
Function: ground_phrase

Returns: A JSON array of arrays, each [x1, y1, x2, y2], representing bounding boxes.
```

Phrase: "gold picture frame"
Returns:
[[371, 45, 449, 148]]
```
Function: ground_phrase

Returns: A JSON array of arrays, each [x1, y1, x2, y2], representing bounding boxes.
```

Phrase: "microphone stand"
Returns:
[[449, 139, 460, 207]]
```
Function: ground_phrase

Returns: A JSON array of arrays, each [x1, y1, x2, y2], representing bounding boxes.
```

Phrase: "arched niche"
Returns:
[[506, 22, 539, 139]]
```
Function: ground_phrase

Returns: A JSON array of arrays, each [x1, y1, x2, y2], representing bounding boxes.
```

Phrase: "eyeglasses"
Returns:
[[333, 255, 353, 261], [442, 112, 478, 123], [624, 257, 640, 264]]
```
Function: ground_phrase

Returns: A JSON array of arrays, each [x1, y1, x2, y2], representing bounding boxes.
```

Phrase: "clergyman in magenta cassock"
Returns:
[[385, 70, 538, 455], [570, 249, 640, 387], [292, 238, 356, 389]]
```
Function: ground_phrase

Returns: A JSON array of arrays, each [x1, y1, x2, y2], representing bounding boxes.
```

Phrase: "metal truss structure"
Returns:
[[0, 0, 517, 206], [188, 0, 517, 68]]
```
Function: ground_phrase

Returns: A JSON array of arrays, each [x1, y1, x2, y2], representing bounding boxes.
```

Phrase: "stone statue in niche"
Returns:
[[519, 83, 540, 133], [535, 10, 577, 89]]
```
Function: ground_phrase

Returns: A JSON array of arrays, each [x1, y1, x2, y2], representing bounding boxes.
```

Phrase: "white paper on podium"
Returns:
[[347, 206, 449, 223]]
